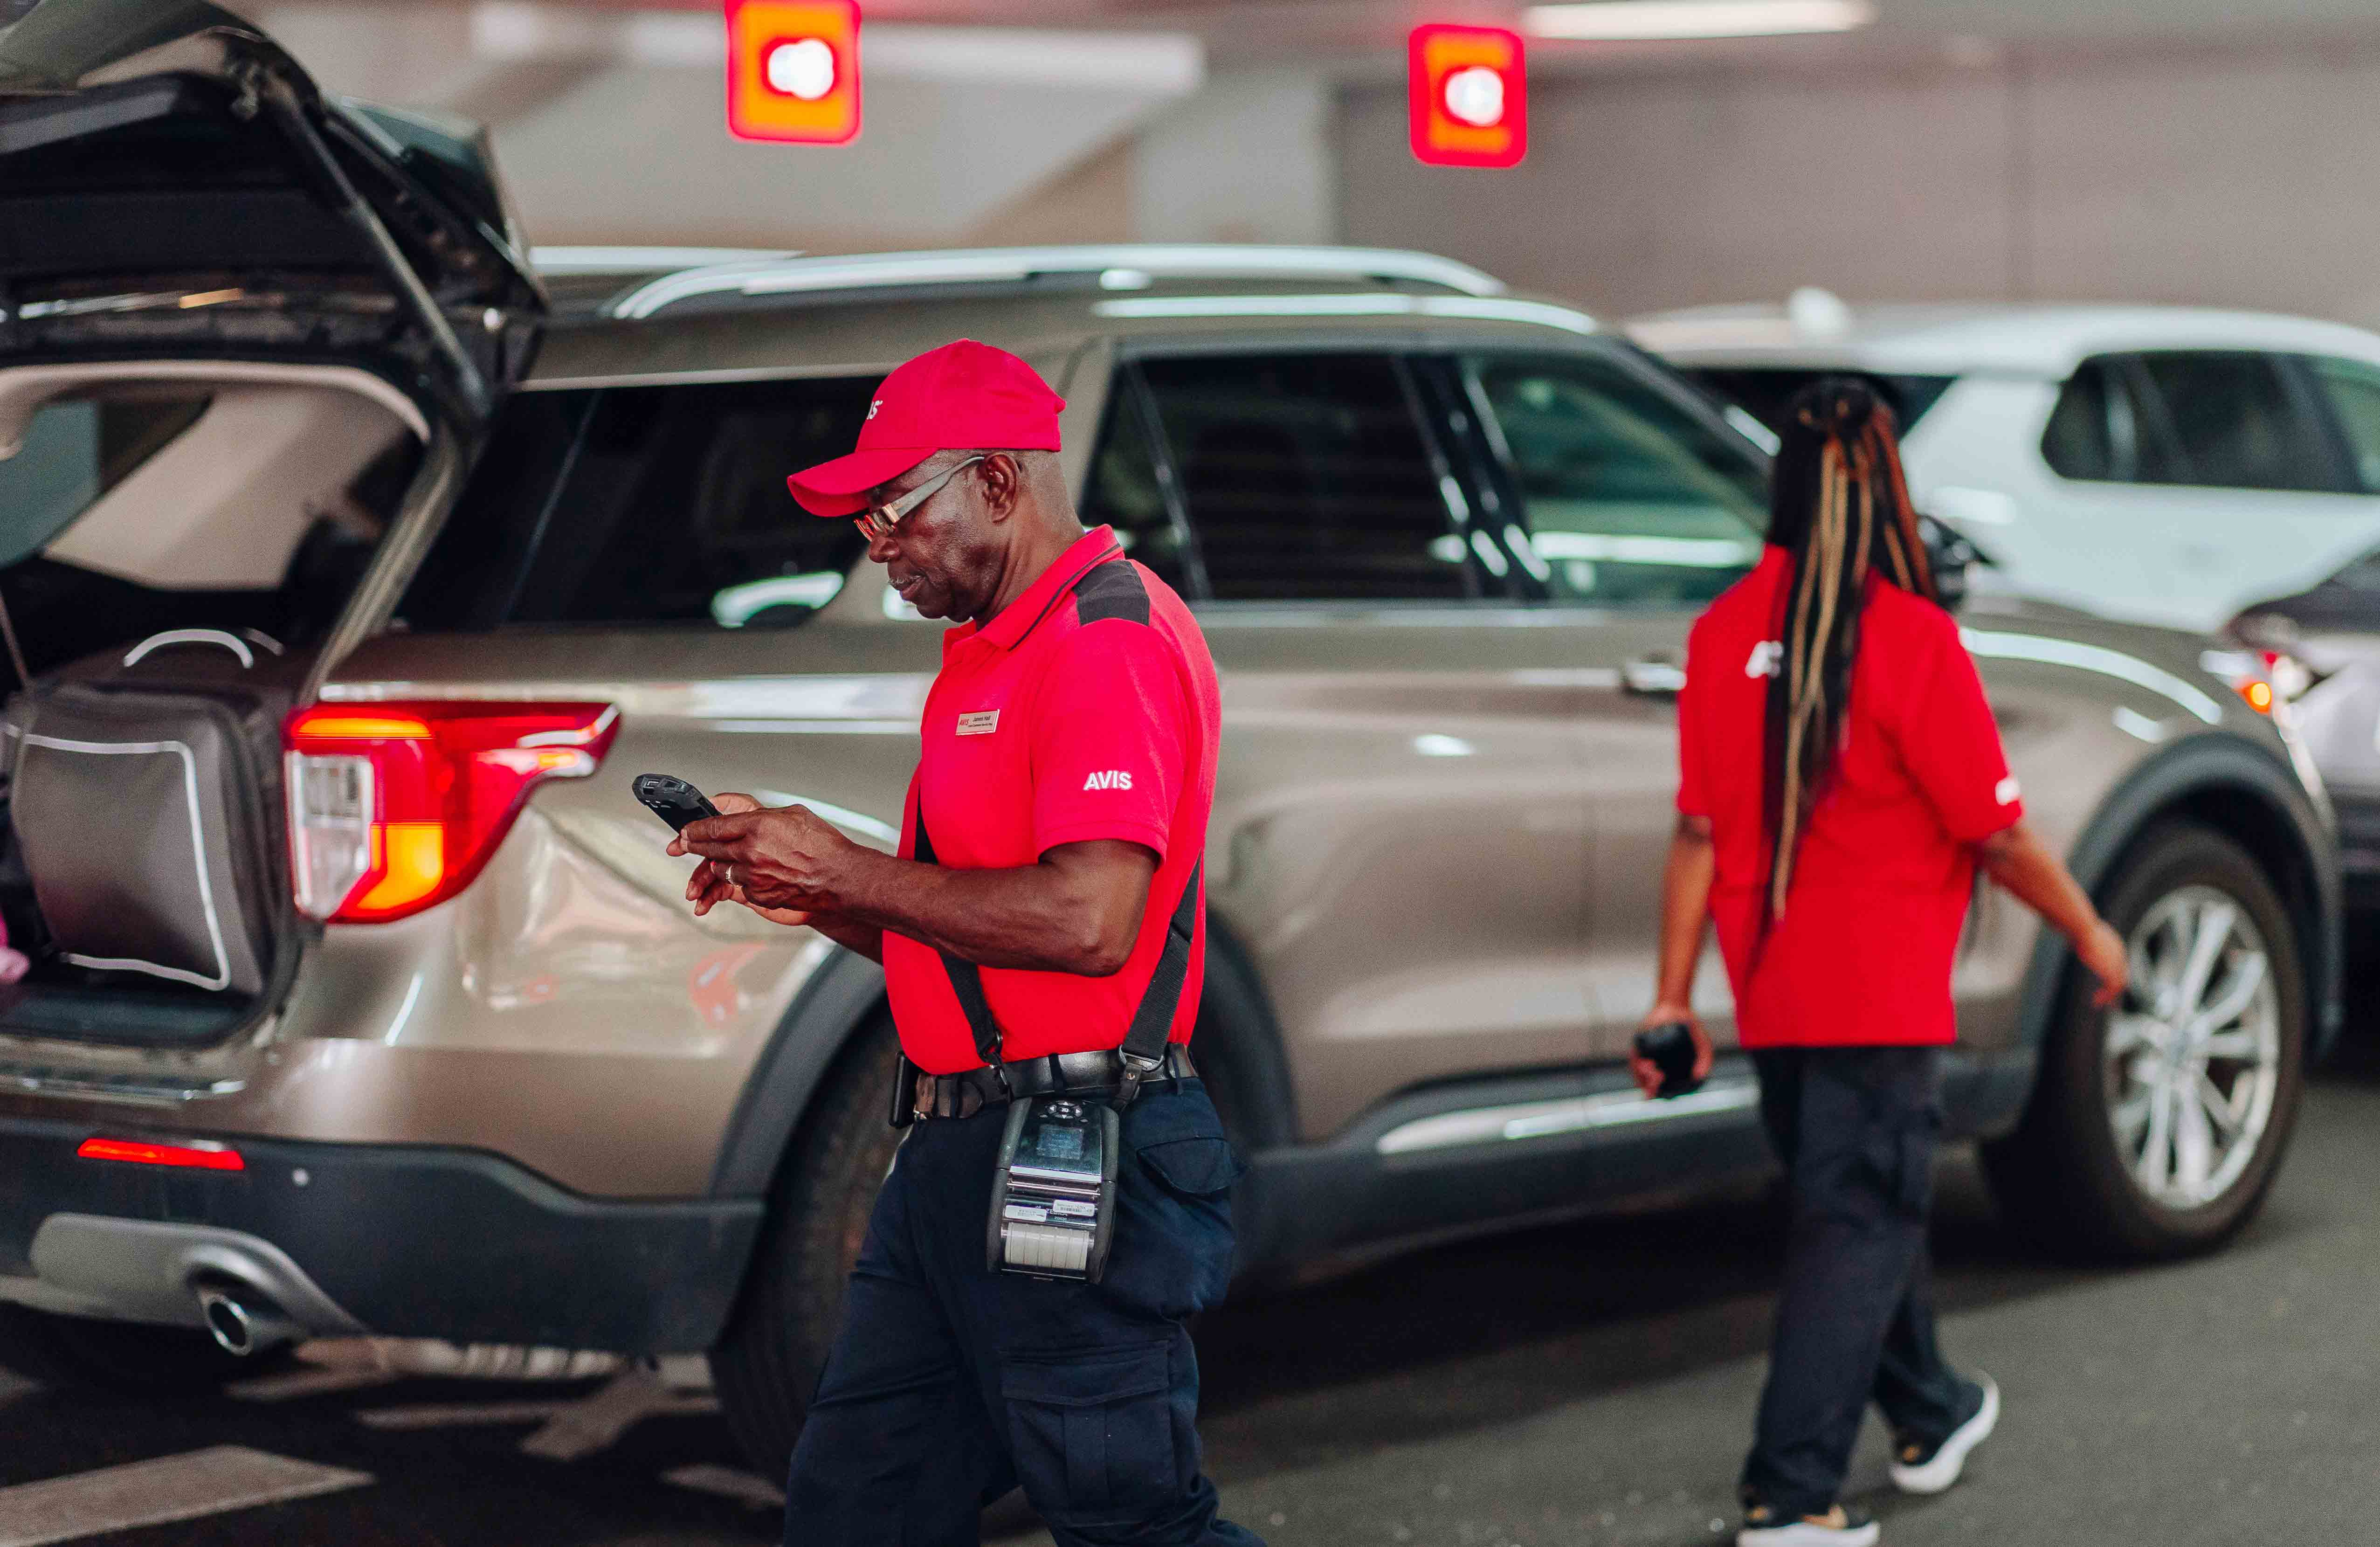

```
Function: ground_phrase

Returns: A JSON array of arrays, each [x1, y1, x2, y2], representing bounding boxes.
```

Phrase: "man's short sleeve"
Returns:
[[1030, 623, 1188, 859], [1885, 602, 2024, 842]]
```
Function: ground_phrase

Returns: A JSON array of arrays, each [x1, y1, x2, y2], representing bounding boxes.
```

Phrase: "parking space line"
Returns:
[[662, 1464, 785, 1510], [519, 1366, 721, 1461], [352, 1401, 570, 1431], [0, 1445, 372, 1547]]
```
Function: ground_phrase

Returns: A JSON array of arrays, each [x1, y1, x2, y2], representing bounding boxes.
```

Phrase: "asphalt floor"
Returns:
[[6, 995, 2380, 1546]]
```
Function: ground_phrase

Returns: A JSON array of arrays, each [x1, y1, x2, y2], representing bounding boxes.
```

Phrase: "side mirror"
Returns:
[[1918, 515, 1987, 612]]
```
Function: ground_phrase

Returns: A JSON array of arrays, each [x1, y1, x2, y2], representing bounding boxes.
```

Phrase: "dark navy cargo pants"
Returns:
[[1741, 1046, 1971, 1518], [783, 1076, 1267, 1547]]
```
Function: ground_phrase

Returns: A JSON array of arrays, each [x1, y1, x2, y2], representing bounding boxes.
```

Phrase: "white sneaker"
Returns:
[[1890, 1373, 2000, 1495], [1737, 1504, 1880, 1546]]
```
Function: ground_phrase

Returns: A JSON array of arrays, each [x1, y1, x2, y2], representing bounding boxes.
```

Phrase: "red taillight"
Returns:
[[78, 1137, 244, 1171], [283, 701, 620, 923]]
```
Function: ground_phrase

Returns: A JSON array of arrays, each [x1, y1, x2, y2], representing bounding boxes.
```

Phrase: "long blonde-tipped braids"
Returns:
[[1755, 379, 1938, 958]]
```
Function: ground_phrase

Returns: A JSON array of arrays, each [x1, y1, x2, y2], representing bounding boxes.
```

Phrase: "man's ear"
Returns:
[[978, 452, 1023, 523]]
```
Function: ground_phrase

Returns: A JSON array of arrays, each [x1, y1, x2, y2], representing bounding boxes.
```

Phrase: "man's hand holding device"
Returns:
[[635, 774, 855, 932]]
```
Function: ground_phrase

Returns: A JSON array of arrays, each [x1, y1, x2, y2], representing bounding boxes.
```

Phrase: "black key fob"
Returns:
[[1632, 1020, 1704, 1099], [632, 773, 722, 832]]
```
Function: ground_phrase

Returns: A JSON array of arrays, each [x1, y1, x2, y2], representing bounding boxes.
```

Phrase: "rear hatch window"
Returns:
[[1682, 368, 1957, 437]]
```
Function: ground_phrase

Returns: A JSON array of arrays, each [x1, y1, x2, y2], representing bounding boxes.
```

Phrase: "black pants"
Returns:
[[1741, 1046, 1970, 1518], [784, 1076, 1266, 1547]]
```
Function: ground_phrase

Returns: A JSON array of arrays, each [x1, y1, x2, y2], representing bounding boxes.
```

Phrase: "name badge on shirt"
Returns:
[[956, 710, 1000, 736]]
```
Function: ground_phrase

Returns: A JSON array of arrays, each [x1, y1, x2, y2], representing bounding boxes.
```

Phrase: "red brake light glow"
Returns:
[[283, 701, 620, 923], [78, 1137, 245, 1171]]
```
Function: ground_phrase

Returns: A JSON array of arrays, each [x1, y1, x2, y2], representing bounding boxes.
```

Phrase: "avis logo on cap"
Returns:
[[787, 340, 1067, 517]]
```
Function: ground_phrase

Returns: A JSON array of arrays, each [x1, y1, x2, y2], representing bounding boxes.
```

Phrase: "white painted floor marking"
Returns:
[[518, 1365, 720, 1461], [227, 1365, 401, 1403], [352, 1401, 570, 1431], [662, 1464, 786, 1510], [0, 1445, 372, 1547]]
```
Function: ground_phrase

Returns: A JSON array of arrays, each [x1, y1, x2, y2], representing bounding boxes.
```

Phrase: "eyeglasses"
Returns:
[[855, 456, 986, 543]]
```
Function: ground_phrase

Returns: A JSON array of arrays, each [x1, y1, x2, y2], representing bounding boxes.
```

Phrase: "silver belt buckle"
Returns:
[[1114, 1049, 1165, 1106]]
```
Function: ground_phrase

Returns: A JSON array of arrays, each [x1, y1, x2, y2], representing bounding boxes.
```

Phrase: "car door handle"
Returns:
[[1622, 656, 1687, 697]]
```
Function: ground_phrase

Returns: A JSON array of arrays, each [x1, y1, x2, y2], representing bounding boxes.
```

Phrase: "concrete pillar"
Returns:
[[1131, 69, 1339, 245]]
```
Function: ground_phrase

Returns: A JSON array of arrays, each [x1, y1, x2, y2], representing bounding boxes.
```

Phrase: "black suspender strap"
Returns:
[[911, 804, 1203, 1101], [909, 810, 1006, 1075]]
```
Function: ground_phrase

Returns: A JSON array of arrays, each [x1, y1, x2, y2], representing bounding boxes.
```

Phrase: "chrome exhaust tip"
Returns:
[[194, 1285, 299, 1357]]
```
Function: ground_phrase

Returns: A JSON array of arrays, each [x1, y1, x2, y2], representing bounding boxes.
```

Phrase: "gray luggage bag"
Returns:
[[6, 684, 284, 995]]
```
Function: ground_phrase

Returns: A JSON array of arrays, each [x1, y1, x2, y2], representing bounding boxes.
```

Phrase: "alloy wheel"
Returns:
[[2103, 884, 2282, 1211]]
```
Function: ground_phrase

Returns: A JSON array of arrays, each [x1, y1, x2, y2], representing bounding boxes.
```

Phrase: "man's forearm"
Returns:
[[833, 844, 1148, 975], [805, 915, 886, 963]]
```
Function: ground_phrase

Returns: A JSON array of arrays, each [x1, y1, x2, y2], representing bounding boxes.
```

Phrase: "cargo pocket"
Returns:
[[1000, 1342, 1177, 1517], [1863, 1124, 1937, 1219], [1129, 1090, 1246, 1200]]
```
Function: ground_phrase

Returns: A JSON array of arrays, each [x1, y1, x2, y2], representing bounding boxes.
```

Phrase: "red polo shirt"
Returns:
[[1677, 546, 2022, 1047], [886, 526, 1221, 1074]]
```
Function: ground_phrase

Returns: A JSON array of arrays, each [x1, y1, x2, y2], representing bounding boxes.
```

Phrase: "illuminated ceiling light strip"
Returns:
[[1525, 0, 1876, 41], [472, 4, 1202, 91]]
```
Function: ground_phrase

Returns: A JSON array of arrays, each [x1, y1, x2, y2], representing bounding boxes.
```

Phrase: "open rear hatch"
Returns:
[[0, 0, 545, 1050]]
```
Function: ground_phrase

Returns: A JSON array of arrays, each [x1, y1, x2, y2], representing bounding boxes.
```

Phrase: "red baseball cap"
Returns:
[[786, 339, 1067, 517]]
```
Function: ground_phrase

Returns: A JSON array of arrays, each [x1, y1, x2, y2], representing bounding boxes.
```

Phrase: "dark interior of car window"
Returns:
[[1078, 384, 1193, 595], [1683, 368, 1956, 437], [1475, 354, 1768, 606], [0, 392, 414, 685], [2129, 351, 2343, 493], [2309, 356, 2380, 494], [407, 378, 877, 631], [2042, 356, 2184, 484], [1136, 353, 1470, 603]]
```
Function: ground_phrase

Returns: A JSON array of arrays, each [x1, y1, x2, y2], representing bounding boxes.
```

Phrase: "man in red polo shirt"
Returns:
[[668, 340, 1260, 1547]]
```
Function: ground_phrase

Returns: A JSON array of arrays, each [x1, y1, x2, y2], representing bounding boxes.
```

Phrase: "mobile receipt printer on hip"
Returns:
[[987, 1095, 1122, 1281]]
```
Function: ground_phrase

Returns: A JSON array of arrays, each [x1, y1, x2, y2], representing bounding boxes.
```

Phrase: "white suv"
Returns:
[[1630, 297, 2380, 634]]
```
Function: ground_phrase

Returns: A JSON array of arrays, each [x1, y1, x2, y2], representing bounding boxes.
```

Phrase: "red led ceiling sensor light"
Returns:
[[725, 0, 862, 144], [1409, 23, 1528, 168]]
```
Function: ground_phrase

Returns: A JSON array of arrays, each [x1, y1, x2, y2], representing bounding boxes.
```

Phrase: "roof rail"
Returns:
[[607, 244, 1508, 319], [532, 246, 800, 275]]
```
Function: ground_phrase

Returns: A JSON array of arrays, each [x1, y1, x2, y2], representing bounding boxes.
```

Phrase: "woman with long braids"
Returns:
[[1635, 378, 2130, 1546]]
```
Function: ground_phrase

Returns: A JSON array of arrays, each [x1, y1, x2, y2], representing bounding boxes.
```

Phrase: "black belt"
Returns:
[[915, 1044, 1196, 1121]]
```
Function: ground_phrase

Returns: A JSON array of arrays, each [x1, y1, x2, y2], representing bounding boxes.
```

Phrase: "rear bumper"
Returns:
[[0, 1117, 762, 1354]]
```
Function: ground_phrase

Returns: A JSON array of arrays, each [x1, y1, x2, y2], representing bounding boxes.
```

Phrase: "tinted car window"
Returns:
[[2132, 352, 2339, 493], [1136, 353, 1467, 602], [2310, 356, 2380, 494], [1078, 383, 1193, 595], [400, 378, 876, 631], [2041, 356, 2180, 484], [1683, 368, 1956, 437], [1471, 353, 1767, 605]]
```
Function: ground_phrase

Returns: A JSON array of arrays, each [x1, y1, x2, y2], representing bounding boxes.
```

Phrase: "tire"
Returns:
[[0, 1302, 292, 1395], [709, 1013, 906, 1481], [1983, 822, 2306, 1261]]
